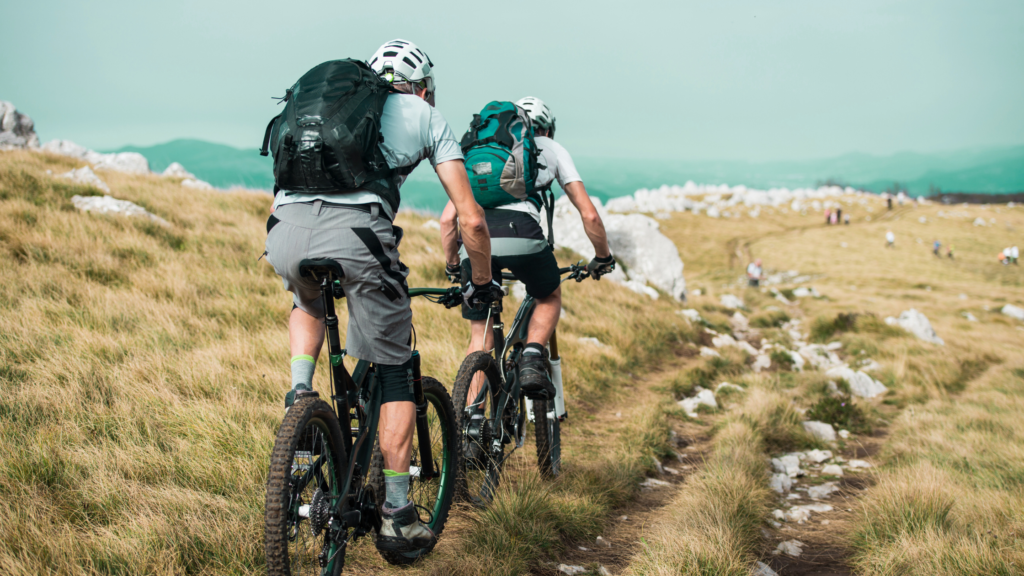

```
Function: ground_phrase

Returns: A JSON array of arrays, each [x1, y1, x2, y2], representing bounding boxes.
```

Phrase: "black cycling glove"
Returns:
[[462, 279, 503, 309], [445, 262, 461, 284], [587, 254, 616, 280]]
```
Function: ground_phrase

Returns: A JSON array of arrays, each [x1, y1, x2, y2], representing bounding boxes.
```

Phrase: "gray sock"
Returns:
[[291, 355, 315, 391], [384, 470, 410, 509]]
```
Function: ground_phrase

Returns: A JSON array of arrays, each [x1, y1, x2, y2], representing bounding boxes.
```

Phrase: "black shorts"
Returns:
[[461, 247, 560, 320]]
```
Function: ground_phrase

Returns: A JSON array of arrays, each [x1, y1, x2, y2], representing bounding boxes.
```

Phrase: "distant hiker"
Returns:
[[830, 211, 838, 225], [261, 38, 499, 556], [824, 208, 831, 225], [836, 207, 843, 222], [886, 229, 895, 248], [1004, 247, 1012, 265], [442, 95, 614, 419], [887, 196, 893, 211], [999, 251, 1008, 265], [947, 244, 955, 259], [747, 259, 764, 287], [843, 214, 851, 225], [933, 240, 942, 257]]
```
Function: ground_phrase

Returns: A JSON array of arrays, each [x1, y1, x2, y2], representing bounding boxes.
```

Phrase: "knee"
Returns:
[[540, 286, 561, 305]]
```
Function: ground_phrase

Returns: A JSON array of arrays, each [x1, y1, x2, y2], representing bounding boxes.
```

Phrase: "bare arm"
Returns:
[[439, 200, 459, 267], [563, 181, 611, 258], [435, 160, 491, 284]]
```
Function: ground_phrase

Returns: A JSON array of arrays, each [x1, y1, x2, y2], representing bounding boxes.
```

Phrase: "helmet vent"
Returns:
[[383, 51, 398, 57], [402, 57, 417, 68]]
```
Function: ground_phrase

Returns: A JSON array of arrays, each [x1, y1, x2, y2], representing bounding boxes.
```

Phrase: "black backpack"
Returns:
[[260, 59, 407, 213]]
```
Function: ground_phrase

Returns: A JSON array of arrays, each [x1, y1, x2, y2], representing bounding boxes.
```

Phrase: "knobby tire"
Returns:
[[451, 351, 504, 505]]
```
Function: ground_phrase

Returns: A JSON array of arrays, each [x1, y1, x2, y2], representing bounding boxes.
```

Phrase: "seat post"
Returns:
[[320, 275, 345, 377]]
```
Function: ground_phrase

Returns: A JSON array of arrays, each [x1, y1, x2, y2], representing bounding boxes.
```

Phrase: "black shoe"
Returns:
[[519, 350, 555, 399], [376, 501, 436, 553], [284, 388, 317, 410]]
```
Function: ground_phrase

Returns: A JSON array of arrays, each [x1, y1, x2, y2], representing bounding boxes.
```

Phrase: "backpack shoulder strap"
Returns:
[[259, 114, 281, 157], [540, 184, 556, 248]]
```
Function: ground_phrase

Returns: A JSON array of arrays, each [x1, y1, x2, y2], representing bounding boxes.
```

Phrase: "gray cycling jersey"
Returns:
[[272, 93, 463, 220]]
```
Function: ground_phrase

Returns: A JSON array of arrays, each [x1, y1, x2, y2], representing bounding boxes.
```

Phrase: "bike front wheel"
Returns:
[[368, 376, 459, 565], [452, 351, 505, 506], [532, 398, 561, 478], [265, 397, 347, 576]]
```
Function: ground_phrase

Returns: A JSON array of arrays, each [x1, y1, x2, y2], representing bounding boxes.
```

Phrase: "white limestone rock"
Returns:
[[678, 309, 703, 323], [699, 346, 720, 358], [715, 382, 744, 393], [550, 196, 685, 299], [769, 472, 793, 493], [640, 477, 671, 489], [822, 464, 844, 476], [71, 194, 169, 226], [973, 217, 987, 226], [181, 178, 214, 190], [799, 344, 842, 369], [754, 561, 779, 576], [788, 351, 805, 371], [847, 459, 872, 469], [557, 564, 587, 575], [1002, 304, 1024, 321], [720, 294, 744, 309], [826, 366, 888, 399], [804, 449, 833, 464], [807, 482, 839, 499], [161, 162, 196, 178], [838, 429, 850, 439], [42, 139, 150, 174], [772, 454, 802, 477], [752, 354, 771, 372], [774, 539, 805, 556], [678, 389, 717, 417], [731, 311, 749, 331], [60, 166, 110, 193], [712, 334, 737, 348], [802, 421, 837, 442], [885, 309, 944, 345], [0, 101, 40, 149]]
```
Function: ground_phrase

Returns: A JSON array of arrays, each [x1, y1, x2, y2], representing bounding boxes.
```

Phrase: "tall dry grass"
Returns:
[[0, 150, 695, 575]]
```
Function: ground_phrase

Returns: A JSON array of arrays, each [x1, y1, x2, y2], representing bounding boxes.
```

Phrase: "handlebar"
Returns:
[[501, 262, 592, 284], [409, 286, 463, 309]]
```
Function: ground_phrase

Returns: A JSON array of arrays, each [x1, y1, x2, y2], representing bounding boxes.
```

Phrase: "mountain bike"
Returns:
[[264, 259, 464, 576], [452, 263, 591, 505]]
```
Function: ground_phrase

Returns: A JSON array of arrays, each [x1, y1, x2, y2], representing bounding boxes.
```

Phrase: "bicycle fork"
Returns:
[[411, 351, 438, 480]]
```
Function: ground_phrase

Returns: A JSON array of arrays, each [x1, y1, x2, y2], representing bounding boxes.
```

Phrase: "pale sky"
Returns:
[[3, 0, 1022, 161]]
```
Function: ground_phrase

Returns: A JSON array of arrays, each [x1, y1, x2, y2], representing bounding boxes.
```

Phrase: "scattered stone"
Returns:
[[578, 546, 589, 551], [699, 346, 720, 357], [847, 460, 872, 469], [42, 139, 150, 174], [796, 503, 834, 513], [885, 309, 944, 345], [615, 412, 622, 418], [731, 311, 749, 330], [772, 509, 786, 521], [808, 482, 839, 499], [1002, 305, 1024, 321], [821, 519, 831, 525], [772, 454, 803, 476], [712, 334, 737, 348], [798, 344, 842, 369], [60, 166, 110, 193], [715, 382, 745, 393], [838, 429, 850, 439], [754, 561, 779, 576], [802, 421, 837, 442], [618, 515, 628, 522], [822, 464, 844, 476], [72, 195, 169, 226], [770, 473, 793, 493], [421, 219, 441, 230], [640, 478, 671, 489], [577, 337, 608, 348], [788, 351, 805, 371], [678, 389, 717, 417], [161, 162, 195, 179], [773, 540, 805, 557], [720, 294, 744, 309], [752, 354, 771, 372], [792, 286, 820, 298], [804, 449, 833, 464], [825, 341, 843, 351], [825, 366, 888, 399], [558, 564, 587, 575], [597, 566, 611, 576], [0, 101, 40, 149], [973, 217, 987, 226], [181, 178, 214, 190], [596, 536, 611, 548], [962, 312, 979, 322], [678, 309, 703, 323]]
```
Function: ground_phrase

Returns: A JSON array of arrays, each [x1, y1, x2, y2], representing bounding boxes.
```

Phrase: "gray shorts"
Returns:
[[265, 201, 412, 365]]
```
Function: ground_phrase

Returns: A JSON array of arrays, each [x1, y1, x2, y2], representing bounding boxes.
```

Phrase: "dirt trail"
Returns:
[[532, 360, 713, 576]]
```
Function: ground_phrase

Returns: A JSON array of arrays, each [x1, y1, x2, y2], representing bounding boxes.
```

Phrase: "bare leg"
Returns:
[[379, 401, 416, 473], [466, 319, 495, 410], [290, 307, 326, 359], [527, 287, 561, 346]]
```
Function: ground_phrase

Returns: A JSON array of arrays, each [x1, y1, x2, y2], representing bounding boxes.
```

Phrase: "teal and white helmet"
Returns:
[[368, 39, 436, 104], [515, 96, 555, 137]]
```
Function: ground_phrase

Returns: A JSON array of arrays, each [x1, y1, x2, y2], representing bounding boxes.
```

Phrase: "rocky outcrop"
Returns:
[[825, 366, 888, 399], [885, 308, 944, 345], [0, 101, 40, 150], [1002, 304, 1024, 321], [71, 195, 168, 226], [550, 196, 686, 300], [162, 162, 195, 179], [181, 178, 214, 190], [41, 139, 150, 174], [60, 166, 110, 193]]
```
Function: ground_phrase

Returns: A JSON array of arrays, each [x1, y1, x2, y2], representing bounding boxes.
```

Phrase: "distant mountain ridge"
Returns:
[[110, 139, 1024, 212]]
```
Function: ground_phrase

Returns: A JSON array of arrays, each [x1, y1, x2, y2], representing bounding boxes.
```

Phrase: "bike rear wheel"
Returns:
[[368, 377, 459, 565], [266, 397, 347, 576], [452, 351, 505, 506], [532, 398, 561, 478]]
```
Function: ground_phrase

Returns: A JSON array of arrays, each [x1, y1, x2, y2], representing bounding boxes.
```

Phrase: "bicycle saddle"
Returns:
[[298, 258, 345, 280]]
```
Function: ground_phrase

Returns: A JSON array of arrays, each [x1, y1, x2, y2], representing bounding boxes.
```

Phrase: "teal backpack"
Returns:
[[460, 101, 541, 209]]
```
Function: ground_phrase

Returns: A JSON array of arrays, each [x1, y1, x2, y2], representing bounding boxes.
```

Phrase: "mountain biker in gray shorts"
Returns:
[[264, 39, 499, 556], [440, 96, 615, 399]]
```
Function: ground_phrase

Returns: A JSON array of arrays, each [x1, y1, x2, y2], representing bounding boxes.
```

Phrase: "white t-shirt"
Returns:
[[886, 232, 895, 243], [747, 263, 762, 278], [497, 136, 583, 222], [272, 93, 463, 220]]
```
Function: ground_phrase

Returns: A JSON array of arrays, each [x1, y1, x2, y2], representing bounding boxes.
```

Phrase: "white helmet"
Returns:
[[368, 39, 435, 103], [515, 96, 555, 136]]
